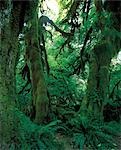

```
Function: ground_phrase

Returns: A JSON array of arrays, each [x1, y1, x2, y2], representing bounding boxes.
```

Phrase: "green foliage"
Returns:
[[12, 0, 121, 149], [9, 110, 63, 150], [65, 114, 120, 150]]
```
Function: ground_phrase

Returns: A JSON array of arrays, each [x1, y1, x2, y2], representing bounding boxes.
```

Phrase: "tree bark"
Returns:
[[81, 42, 112, 119], [0, 13, 19, 150], [25, 16, 49, 124], [0, 1, 34, 147], [81, 0, 121, 119]]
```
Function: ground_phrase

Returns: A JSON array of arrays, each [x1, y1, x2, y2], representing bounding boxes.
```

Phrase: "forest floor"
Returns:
[[56, 133, 121, 150], [116, 136, 121, 150], [56, 133, 77, 150], [56, 133, 90, 150]]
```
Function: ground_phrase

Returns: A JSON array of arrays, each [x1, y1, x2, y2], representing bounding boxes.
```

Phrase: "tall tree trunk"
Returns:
[[81, 0, 121, 119], [0, 11, 20, 149], [81, 42, 112, 119], [25, 15, 49, 124], [0, 27, 18, 146], [0, 1, 35, 147]]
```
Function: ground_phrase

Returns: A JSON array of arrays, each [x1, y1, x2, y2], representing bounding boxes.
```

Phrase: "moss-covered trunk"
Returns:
[[0, 1, 27, 147], [0, 18, 20, 149], [0, 28, 18, 147], [82, 42, 112, 119], [25, 16, 49, 124], [81, 0, 121, 119]]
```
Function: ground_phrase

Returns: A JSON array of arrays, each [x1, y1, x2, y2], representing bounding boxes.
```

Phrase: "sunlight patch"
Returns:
[[43, 0, 59, 20]]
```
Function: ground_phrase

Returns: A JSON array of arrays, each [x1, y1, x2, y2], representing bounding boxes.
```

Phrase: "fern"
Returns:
[[72, 133, 86, 150]]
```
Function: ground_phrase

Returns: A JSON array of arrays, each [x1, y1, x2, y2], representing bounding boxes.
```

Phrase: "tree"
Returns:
[[0, 0, 39, 147], [81, 0, 121, 119], [25, 14, 49, 124], [0, 1, 23, 145]]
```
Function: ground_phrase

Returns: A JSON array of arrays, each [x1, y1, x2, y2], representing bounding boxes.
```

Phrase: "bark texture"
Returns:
[[0, 1, 36, 147], [0, 2, 23, 146], [81, 0, 121, 119], [25, 16, 49, 124]]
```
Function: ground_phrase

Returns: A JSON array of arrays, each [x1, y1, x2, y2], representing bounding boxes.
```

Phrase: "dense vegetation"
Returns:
[[0, 0, 121, 149]]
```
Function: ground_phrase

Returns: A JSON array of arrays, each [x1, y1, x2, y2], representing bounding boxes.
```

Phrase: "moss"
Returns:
[[25, 15, 49, 124]]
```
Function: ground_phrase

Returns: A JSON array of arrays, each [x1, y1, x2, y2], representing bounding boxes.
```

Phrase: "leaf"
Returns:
[[73, 133, 86, 150]]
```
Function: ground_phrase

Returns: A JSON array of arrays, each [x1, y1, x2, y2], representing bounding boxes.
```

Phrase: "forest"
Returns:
[[0, 0, 121, 149]]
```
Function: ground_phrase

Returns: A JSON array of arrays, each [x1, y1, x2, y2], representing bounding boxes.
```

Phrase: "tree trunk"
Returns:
[[81, 42, 112, 119], [0, 0, 43, 148], [0, 19, 19, 149], [81, 0, 121, 119], [25, 16, 49, 124], [0, 1, 30, 147]]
